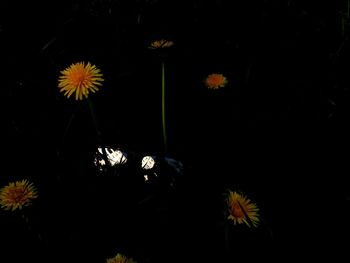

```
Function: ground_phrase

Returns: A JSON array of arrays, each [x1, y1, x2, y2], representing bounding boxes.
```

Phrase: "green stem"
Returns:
[[21, 214, 44, 242], [57, 111, 76, 157], [224, 222, 230, 254], [161, 62, 167, 153], [87, 98, 102, 140], [87, 98, 110, 166]]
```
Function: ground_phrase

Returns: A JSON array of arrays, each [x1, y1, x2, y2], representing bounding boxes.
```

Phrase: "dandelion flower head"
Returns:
[[106, 253, 137, 263], [226, 190, 260, 227], [205, 73, 228, 90], [149, 39, 174, 49], [0, 180, 38, 211], [58, 61, 104, 100]]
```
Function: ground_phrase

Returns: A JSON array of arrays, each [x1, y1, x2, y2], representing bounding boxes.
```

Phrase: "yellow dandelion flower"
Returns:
[[149, 39, 174, 49], [58, 61, 104, 100], [0, 180, 38, 211], [205, 73, 228, 90], [106, 253, 137, 263], [226, 190, 260, 227]]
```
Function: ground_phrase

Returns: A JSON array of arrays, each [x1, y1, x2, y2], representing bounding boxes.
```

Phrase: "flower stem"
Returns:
[[57, 111, 76, 158], [224, 222, 230, 254], [87, 98, 110, 166], [161, 62, 167, 153], [21, 214, 44, 243], [87, 98, 102, 140]]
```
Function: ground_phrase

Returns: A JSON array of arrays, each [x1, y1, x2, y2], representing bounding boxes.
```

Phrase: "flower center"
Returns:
[[231, 203, 245, 218], [212, 76, 222, 84], [8, 188, 26, 204], [71, 70, 89, 86]]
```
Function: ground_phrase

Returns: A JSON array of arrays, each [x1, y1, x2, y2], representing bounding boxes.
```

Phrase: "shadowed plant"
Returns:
[[148, 39, 174, 153], [57, 61, 110, 166]]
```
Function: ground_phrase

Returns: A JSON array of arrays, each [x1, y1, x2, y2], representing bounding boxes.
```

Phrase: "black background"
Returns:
[[1, 0, 349, 262]]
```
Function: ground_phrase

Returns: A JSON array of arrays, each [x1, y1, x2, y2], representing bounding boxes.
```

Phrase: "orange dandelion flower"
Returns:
[[205, 73, 228, 90], [58, 62, 104, 100], [149, 39, 174, 49], [106, 253, 137, 263], [226, 190, 260, 227], [0, 180, 38, 211]]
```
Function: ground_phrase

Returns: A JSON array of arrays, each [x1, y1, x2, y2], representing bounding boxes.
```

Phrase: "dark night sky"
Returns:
[[1, 0, 349, 262]]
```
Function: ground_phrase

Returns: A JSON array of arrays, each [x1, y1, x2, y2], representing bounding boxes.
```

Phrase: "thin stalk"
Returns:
[[21, 214, 44, 242], [87, 98, 110, 166], [87, 98, 102, 140], [161, 62, 167, 153], [57, 111, 76, 157], [224, 222, 230, 254]]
